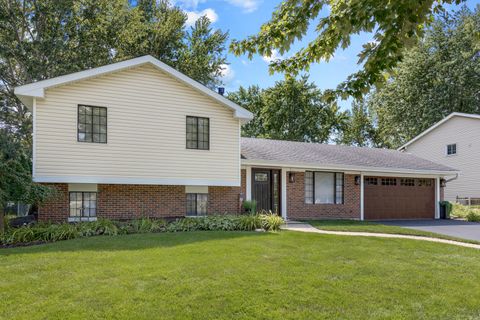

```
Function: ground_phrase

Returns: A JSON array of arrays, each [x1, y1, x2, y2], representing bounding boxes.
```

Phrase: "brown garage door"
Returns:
[[364, 177, 435, 220]]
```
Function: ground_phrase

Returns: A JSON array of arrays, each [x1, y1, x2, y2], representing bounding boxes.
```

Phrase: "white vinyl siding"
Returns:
[[405, 116, 480, 201], [34, 64, 240, 185]]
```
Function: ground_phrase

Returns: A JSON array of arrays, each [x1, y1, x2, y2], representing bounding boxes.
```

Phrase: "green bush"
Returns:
[[238, 214, 262, 231], [451, 203, 480, 222], [259, 211, 284, 231], [1, 214, 284, 246], [466, 210, 480, 222], [242, 200, 257, 214]]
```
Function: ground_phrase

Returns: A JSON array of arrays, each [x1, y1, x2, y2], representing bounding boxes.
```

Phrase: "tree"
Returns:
[[0, 0, 228, 148], [0, 129, 53, 235], [336, 100, 378, 147], [368, 7, 480, 148], [230, 0, 466, 99], [228, 76, 346, 143]]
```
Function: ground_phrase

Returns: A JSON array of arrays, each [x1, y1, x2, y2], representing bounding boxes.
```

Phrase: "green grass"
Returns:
[[308, 219, 480, 244], [1, 231, 480, 319]]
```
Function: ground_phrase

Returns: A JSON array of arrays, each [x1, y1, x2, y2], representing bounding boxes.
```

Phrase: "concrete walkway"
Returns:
[[281, 221, 480, 249]]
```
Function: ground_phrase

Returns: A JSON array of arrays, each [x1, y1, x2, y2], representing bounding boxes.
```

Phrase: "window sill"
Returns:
[[68, 217, 97, 222]]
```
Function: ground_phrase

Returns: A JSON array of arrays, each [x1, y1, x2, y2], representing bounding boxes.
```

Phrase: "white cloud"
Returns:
[[219, 64, 235, 83], [226, 0, 261, 13], [185, 8, 218, 27], [262, 49, 284, 64]]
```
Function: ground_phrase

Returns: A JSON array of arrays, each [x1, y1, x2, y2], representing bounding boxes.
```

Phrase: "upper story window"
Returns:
[[186, 116, 209, 150], [78, 105, 107, 143], [446, 143, 457, 156], [305, 171, 344, 204]]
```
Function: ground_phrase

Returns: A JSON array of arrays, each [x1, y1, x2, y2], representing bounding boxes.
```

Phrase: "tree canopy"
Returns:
[[231, 0, 466, 99], [228, 77, 346, 143], [368, 6, 480, 148]]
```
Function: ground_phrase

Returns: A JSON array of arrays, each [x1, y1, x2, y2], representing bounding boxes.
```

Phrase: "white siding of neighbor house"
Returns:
[[405, 116, 480, 201], [34, 64, 241, 186]]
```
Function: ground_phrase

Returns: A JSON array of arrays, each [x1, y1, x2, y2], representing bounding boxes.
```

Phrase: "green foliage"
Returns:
[[466, 211, 480, 222], [336, 100, 379, 147], [1, 215, 281, 246], [369, 7, 480, 148], [231, 0, 465, 99], [451, 203, 480, 222], [259, 211, 284, 232], [0, 129, 54, 234], [242, 200, 257, 214], [237, 214, 262, 231], [228, 76, 346, 142]]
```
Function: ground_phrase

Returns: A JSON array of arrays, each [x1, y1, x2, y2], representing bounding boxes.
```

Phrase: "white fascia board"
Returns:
[[14, 55, 253, 121], [34, 176, 240, 187], [399, 112, 480, 150], [240, 159, 458, 176]]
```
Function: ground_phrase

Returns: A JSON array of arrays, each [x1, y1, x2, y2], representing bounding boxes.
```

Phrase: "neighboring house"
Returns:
[[399, 113, 480, 202], [15, 56, 456, 222]]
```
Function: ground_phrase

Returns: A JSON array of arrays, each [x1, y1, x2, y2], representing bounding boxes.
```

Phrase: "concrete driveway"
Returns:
[[380, 220, 480, 242]]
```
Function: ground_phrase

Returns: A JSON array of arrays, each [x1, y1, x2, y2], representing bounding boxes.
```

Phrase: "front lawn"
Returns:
[[1, 231, 480, 319], [309, 219, 480, 243]]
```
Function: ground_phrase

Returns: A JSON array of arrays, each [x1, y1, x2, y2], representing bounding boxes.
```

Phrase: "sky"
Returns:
[[175, 0, 479, 110]]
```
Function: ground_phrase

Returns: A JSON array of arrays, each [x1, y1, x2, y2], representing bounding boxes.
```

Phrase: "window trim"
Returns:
[[186, 116, 210, 150], [69, 191, 97, 221], [446, 143, 457, 156], [186, 193, 208, 216], [305, 171, 344, 205], [77, 105, 108, 144]]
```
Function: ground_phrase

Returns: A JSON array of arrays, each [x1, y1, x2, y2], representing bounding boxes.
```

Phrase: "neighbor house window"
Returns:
[[78, 105, 107, 143], [304, 172, 344, 204], [186, 193, 208, 216], [186, 116, 209, 150], [446, 143, 457, 155], [69, 192, 97, 219]]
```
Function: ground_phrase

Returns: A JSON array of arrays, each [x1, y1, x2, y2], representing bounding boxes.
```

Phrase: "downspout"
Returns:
[[445, 173, 458, 183]]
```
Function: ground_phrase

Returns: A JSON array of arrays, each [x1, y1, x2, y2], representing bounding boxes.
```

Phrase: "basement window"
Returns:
[[186, 193, 208, 216], [69, 192, 97, 221]]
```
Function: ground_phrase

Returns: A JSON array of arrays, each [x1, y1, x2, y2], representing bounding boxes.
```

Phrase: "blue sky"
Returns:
[[175, 0, 479, 109]]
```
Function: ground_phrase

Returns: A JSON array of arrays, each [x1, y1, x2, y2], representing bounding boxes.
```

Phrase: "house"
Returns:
[[15, 55, 456, 222], [399, 112, 480, 202]]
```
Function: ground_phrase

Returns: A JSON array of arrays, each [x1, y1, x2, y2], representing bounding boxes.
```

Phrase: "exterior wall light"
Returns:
[[289, 172, 295, 183]]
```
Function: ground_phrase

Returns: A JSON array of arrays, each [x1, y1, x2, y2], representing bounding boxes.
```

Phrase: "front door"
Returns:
[[252, 169, 281, 214]]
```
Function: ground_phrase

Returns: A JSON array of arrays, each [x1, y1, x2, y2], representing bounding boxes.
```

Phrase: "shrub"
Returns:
[[466, 210, 480, 222], [242, 200, 257, 214], [259, 211, 284, 231], [238, 214, 262, 231]]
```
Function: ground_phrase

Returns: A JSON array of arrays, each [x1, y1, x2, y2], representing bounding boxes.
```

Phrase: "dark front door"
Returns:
[[252, 169, 281, 214]]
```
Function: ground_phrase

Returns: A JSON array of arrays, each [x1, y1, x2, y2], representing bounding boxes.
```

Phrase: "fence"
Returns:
[[456, 197, 480, 206]]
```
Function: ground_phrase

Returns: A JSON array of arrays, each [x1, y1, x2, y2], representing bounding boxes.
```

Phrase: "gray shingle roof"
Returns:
[[241, 138, 456, 173]]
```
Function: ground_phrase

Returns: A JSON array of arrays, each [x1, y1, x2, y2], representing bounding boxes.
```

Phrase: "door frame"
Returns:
[[251, 168, 281, 215]]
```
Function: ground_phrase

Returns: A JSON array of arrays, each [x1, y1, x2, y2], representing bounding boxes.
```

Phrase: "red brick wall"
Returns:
[[286, 172, 361, 220], [38, 184, 69, 222], [39, 170, 247, 222]]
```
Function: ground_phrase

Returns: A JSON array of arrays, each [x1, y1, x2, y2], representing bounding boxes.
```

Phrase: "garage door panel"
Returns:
[[364, 177, 435, 220]]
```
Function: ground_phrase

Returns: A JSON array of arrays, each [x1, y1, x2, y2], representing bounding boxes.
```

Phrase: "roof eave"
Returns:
[[240, 159, 458, 176], [13, 55, 253, 121]]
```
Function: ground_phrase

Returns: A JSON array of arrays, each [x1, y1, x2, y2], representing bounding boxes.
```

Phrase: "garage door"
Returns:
[[364, 177, 435, 220]]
